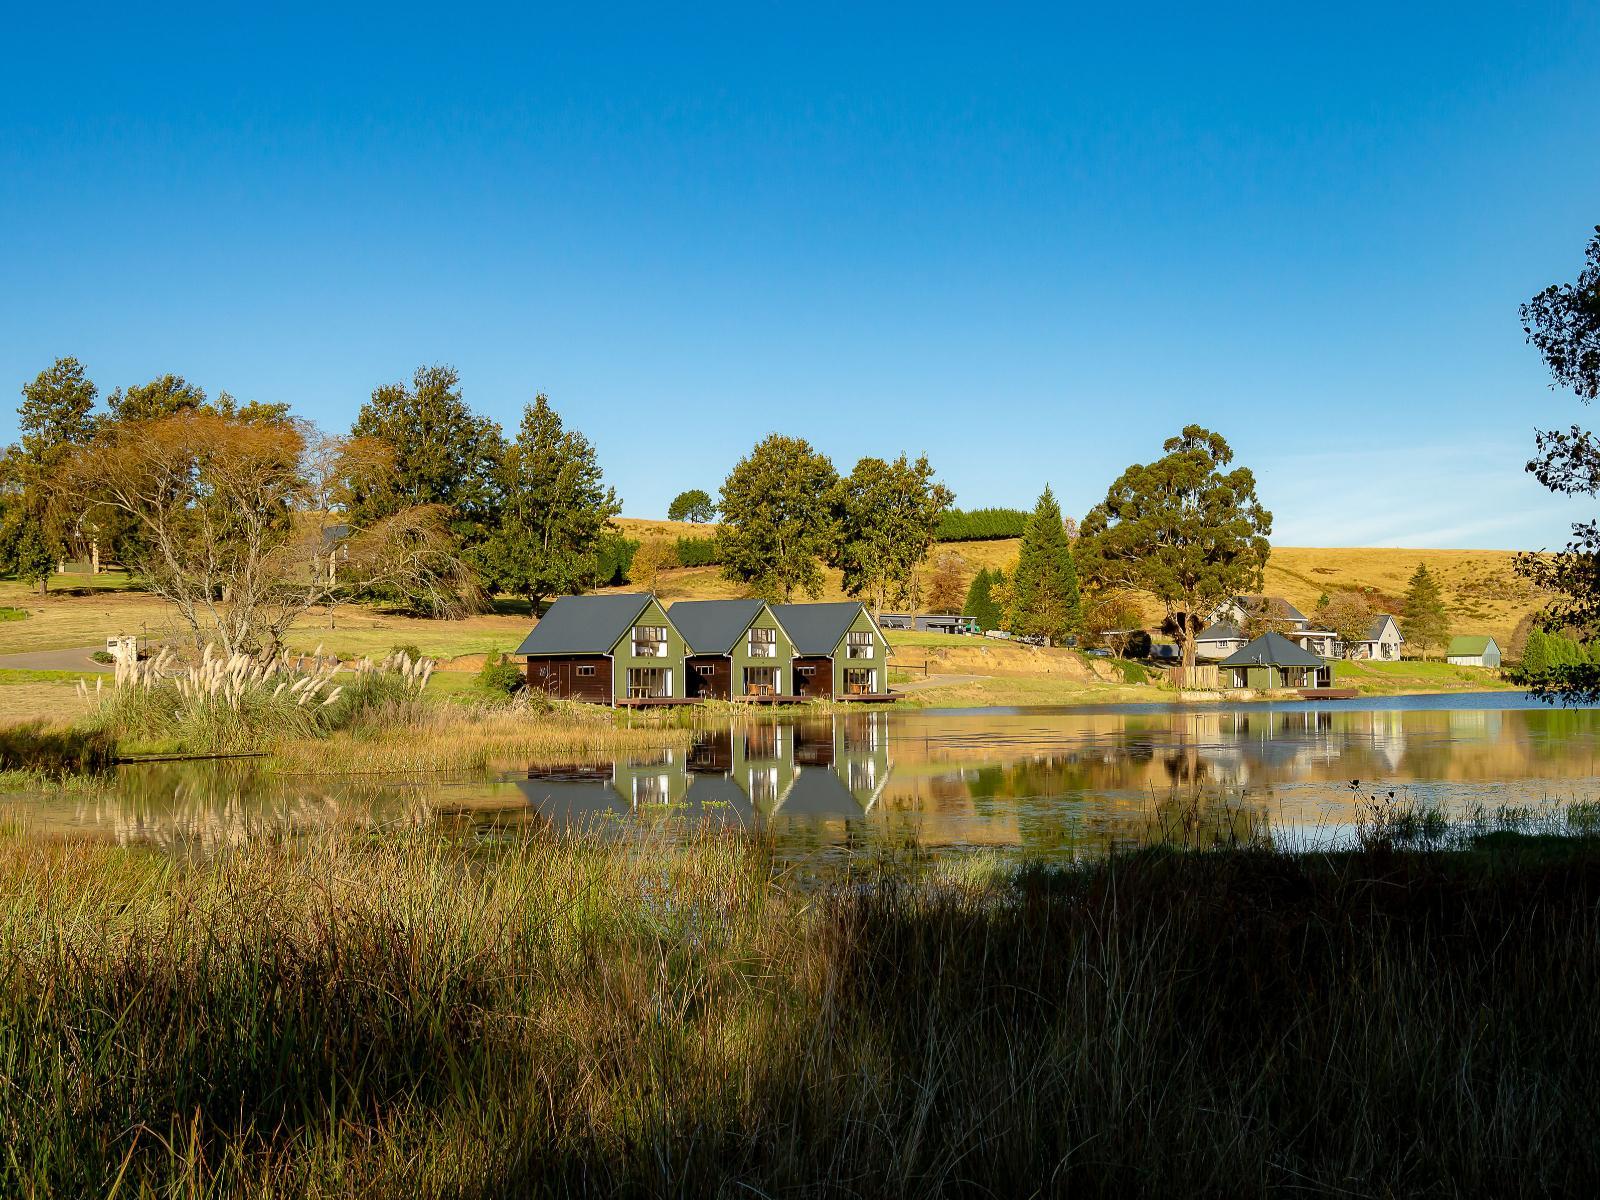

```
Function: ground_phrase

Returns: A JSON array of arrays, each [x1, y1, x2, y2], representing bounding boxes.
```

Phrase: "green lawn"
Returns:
[[1333, 658, 1517, 694]]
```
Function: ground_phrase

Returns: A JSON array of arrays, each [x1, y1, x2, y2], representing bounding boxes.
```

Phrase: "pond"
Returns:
[[10, 691, 1600, 868]]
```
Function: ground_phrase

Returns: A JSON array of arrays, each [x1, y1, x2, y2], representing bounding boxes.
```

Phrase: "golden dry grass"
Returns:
[[269, 702, 693, 775], [0, 541, 1544, 672]]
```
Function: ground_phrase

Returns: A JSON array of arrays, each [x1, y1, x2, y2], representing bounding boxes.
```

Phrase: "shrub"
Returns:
[[390, 643, 423, 662], [674, 536, 722, 567], [477, 651, 523, 696], [593, 535, 639, 586], [936, 508, 1029, 541], [0, 606, 27, 622], [1115, 658, 1148, 684], [90, 650, 115, 664]]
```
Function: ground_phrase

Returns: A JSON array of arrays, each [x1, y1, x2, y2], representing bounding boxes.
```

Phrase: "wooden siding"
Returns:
[[793, 656, 833, 699], [525, 655, 612, 703], [685, 655, 731, 700]]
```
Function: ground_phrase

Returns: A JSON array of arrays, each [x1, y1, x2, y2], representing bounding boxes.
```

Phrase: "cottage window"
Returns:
[[744, 666, 779, 696], [846, 631, 874, 659], [632, 625, 668, 657], [695, 663, 716, 677], [575, 665, 596, 677], [626, 667, 671, 698], [748, 626, 777, 658]]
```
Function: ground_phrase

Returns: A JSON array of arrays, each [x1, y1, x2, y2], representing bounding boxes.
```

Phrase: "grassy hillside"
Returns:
[[617, 524, 1544, 652]]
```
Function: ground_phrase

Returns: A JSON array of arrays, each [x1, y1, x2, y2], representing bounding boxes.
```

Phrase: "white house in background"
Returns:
[[1194, 620, 1248, 661], [1209, 596, 1339, 659], [1349, 613, 1405, 661]]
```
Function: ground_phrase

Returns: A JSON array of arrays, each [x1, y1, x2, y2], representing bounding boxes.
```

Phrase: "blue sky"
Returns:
[[4, 3, 1599, 548]]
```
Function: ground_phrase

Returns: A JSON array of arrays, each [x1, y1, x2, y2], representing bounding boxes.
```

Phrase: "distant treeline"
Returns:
[[936, 508, 1029, 542]]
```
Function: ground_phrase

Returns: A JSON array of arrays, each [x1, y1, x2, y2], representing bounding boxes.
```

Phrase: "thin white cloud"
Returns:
[[1259, 441, 1588, 549]]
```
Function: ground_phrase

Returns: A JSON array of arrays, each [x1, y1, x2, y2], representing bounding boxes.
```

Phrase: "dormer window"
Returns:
[[846, 631, 874, 659], [748, 626, 777, 658], [632, 625, 668, 657]]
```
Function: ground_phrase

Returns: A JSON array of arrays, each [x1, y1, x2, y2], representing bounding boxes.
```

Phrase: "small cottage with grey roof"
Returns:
[[669, 599, 796, 699], [1219, 631, 1332, 690], [1350, 613, 1405, 661], [771, 601, 891, 697], [516, 593, 687, 703]]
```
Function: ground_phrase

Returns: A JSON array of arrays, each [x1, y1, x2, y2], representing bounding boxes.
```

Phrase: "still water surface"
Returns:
[[13, 692, 1600, 867]]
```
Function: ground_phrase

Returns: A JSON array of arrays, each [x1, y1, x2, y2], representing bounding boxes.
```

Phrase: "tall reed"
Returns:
[[2, 828, 1598, 1196]]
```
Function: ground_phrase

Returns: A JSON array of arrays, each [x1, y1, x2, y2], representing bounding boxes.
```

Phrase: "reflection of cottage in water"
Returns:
[[515, 713, 893, 832]]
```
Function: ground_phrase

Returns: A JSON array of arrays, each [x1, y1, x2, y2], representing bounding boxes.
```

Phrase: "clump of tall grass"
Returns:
[[4, 827, 1600, 1196], [0, 721, 117, 791], [80, 645, 435, 754]]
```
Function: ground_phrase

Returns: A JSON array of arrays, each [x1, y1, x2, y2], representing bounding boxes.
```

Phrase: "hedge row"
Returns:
[[936, 508, 1029, 541], [674, 536, 722, 567]]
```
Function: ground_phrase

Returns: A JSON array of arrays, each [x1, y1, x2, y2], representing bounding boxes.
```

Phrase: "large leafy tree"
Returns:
[[346, 364, 502, 613], [0, 357, 101, 592], [1516, 226, 1600, 701], [1076, 426, 1272, 674], [1007, 486, 1080, 642], [1401, 564, 1450, 658], [667, 488, 716, 523], [834, 454, 953, 616], [716, 435, 839, 602], [480, 395, 621, 610], [107, 374, 208, 422]]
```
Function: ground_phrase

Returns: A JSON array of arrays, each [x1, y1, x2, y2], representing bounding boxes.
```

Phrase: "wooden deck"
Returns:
[[616, 692, 901, 708], [1297, 687, 1359, 700]]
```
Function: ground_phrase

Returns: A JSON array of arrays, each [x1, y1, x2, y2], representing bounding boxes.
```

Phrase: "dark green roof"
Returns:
[[1218, 630, 1325, 669], [1447, 635, 1498, 656], [668, 599, 766, 655], [771, 602, 870, 656], [514, 594, 656, 656]]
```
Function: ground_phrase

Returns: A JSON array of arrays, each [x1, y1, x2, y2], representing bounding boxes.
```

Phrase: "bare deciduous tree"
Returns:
[[62, 411, 473, 657]]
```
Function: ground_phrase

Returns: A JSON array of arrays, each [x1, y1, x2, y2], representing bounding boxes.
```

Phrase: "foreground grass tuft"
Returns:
[[3, 830, 1600, 1196]]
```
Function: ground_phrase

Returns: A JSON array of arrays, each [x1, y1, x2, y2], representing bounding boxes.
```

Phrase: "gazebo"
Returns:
[[1218, 631, 1332, 690]]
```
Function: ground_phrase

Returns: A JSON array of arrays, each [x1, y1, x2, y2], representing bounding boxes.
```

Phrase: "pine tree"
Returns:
[[963, 568, 1002, 632], [1008, 486, 1081, 643], [4, 357, 102, 592], [481, 395, 621, 609], [1522, 628, 1550, 674], [1401, 563, 1450, 658]]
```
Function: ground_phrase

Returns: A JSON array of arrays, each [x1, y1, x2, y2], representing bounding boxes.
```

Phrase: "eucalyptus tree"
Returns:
[[1076, 426, 1271, 675]]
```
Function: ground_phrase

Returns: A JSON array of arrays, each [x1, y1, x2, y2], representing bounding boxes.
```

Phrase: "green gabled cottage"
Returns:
[[771, 602, 892, 698], [515, 593, 687, 704], [668, 599, 796, 699], [1218, 631, 1332, 690]]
